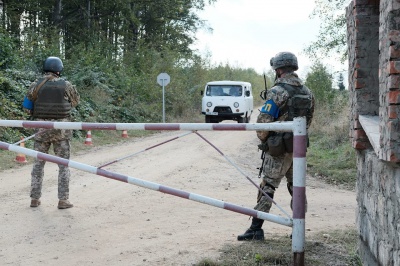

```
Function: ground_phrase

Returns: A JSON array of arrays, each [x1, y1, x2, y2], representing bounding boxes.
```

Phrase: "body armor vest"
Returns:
[[278, 83, 313, 124], [33, 78, 71, 119]]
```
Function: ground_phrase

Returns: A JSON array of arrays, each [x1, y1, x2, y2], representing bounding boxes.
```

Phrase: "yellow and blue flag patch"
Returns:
[[261, 99, 279, 118]]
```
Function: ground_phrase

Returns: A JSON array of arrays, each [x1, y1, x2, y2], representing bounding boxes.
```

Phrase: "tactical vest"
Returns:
[[277, 83, 313, 124], [33, 78, 71, 119]]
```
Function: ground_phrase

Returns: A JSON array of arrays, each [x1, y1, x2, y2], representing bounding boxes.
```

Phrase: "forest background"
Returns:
[[0, 0, 355, 188]]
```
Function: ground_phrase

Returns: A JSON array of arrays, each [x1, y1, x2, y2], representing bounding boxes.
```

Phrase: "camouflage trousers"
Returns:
[[254, 152, 293, 213], [30, 139, 71, 200]]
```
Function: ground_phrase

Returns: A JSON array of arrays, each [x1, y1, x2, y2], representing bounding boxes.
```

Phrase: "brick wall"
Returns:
[[380, 0, 400, 161], [348, 0, 400, 162], [356, 150, 400, 266], [347, 0, 400, 265], [347, 0, 380, 150]]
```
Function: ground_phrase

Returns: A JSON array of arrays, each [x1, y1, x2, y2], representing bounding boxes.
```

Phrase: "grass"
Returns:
[[307, 135, 357, 190], [195, 229, 361, 266], [307, 93, 357, 190]]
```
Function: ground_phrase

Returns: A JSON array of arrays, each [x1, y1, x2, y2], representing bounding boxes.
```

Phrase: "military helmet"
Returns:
[[43, 56, 63, 73], [270, 52, 298, 71]]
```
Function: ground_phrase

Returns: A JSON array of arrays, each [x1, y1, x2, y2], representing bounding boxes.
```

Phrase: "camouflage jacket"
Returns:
[[256, 72, 315, 142]]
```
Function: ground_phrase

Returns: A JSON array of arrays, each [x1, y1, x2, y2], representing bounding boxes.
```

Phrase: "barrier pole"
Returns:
[[194, 131, 291, 219], [0, 120, 294, 132], [98, 131, 194, 168], [0, 140, 292, 227], [292, 117, 307, 266]]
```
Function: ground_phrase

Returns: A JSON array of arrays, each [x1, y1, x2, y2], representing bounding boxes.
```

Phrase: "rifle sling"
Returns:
[[32, 76, 53, 101]]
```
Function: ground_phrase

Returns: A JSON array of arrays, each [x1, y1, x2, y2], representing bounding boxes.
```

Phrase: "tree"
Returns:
[[0, 0, 216, 63], [305, 61, 334, 105], [337, 73, 345, 91], [304, 0, 351, 63]]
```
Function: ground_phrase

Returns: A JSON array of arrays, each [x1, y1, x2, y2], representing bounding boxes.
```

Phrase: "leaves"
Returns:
[[305, 60, 335, 105], [305, 0, 351, 63]]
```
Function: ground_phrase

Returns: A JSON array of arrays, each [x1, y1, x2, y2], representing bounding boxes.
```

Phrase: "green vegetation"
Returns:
[[305, 61, 356, 190], [195, 229, 361, 266], [305, 0, 350, 63]]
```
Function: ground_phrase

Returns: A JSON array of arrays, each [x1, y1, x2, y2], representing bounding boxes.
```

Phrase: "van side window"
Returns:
[[206, 86, 211, 96]]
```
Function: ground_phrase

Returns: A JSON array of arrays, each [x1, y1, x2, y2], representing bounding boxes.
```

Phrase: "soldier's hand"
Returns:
[[258, 142, 268, 152]]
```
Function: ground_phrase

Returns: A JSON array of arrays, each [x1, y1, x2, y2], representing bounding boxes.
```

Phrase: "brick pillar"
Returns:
[[379, 1, 400, 162], [347, 0, 380, 150]]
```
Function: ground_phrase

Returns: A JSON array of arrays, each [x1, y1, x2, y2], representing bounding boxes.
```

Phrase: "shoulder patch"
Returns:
[[260, 99, 279, 118], [23, 96, 34, 110]]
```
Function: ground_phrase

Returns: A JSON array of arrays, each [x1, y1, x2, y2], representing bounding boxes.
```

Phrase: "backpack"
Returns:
[[277, 83, 313, 122]]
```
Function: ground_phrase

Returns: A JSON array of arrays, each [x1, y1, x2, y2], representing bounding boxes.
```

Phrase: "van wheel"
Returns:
[[205, 116, 211, 123], [238, 117, 244, 123]]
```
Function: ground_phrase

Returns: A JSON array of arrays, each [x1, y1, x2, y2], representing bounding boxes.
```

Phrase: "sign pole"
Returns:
[[162, 79, 165, 123], [157, 73, 170, 123]]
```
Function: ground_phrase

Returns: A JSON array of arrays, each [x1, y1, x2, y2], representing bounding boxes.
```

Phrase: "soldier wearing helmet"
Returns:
[[23, 56, 80, 210], [237, 52, 315, 241]]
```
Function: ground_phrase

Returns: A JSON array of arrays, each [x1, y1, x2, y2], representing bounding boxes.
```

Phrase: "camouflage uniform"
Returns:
[[27, 72, 80, 200], [255, 72, 314, 213]]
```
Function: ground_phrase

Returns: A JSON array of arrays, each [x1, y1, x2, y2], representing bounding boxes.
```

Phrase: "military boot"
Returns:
[[30, 198, 41, 207], [237, 217, 265, 241], [58, 199, 74, 209]]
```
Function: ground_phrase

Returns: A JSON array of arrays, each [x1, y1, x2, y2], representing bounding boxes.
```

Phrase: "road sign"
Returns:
[[157, 73, 170, 86], [157, 73, 170, 123]]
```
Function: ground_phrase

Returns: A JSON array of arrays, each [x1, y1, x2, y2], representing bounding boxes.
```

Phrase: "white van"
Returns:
[[201, 80, 253, 123]]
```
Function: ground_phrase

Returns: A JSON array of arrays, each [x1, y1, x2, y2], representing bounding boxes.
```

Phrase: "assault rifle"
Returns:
[[257, 74, 268, 178], [259, 73, 268, 101]]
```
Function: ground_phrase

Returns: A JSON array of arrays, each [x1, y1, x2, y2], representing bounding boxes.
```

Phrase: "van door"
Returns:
[[245, 85, 253, 117]]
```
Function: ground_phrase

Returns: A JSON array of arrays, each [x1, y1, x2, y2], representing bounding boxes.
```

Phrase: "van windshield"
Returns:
[[206, 85, 243, 97]]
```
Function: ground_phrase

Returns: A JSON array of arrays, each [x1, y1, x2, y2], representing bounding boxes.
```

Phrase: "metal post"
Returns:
[[162, 79, 165, 123], [292, 117, 307, 266]]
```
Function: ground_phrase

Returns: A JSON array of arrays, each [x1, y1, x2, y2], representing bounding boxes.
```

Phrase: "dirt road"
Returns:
[[0, 114, 356, 266]]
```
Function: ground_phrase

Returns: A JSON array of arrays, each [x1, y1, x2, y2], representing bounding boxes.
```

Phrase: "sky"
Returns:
[[191, 0, 347, 78]]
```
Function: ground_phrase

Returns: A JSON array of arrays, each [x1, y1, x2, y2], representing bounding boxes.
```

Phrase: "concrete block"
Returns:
[[378, 241, 393, 266], [394, 250, 400, 266]]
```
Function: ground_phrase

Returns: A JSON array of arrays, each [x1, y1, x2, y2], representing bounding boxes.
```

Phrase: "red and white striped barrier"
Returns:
[[0, 120, 294, 132], [0, 139, 292, 227], [292, 117, 307, 264], [1, 118, 307, 265]]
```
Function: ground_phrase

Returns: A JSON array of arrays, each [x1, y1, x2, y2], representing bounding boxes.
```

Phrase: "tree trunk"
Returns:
[[86, 0, 90, 29], [52, 0, 62, 25]]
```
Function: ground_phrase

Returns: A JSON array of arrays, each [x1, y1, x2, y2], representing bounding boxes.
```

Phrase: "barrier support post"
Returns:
[[292, 117, 307, 266]]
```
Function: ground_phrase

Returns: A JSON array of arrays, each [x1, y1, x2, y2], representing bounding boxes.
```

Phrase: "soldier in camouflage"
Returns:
[[237, 52, 315, 241], [24, 56, 80, 209]]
